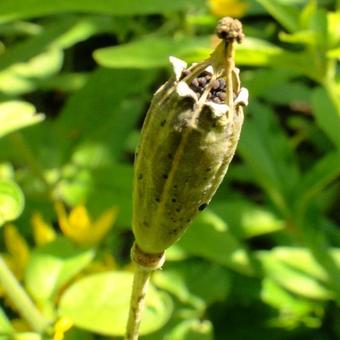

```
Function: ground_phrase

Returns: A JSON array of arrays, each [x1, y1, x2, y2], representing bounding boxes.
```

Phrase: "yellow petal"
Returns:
[[87, 207, 118, 245], [31, 212, 57, 246], [56, 201, 117, 245], [53, 317, 73, 340], [55, 202, 88, 244], [208, 0, 249, 18], [68, 205, 91, 231], [4, 224, 29, 275]]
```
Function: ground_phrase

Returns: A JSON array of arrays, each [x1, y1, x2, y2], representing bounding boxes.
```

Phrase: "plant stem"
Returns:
[[125, 265, 151, 340], [0, 256, 49, 333], [224, 40, 235, 109], [125, 243, 165, 340]]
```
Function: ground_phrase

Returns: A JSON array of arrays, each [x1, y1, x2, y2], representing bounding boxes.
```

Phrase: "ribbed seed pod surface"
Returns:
[[133, 18, 248, 254]]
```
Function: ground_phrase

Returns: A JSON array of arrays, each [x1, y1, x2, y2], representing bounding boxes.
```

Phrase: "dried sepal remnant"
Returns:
[[133, 17, 248, 254]]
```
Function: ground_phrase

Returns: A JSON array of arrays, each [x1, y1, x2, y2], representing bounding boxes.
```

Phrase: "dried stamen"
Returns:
[[216, 17, 244, 43]]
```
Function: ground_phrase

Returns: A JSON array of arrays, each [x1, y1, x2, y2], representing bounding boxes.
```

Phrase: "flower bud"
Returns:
[[132, 17, 248, 254]]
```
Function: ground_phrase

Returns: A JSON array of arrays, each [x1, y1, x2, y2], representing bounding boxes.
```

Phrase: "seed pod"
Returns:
[[132, 17, 248, 254]]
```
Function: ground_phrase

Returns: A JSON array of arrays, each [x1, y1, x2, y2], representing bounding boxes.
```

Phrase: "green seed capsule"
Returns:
[[132, 18, 248, 254]]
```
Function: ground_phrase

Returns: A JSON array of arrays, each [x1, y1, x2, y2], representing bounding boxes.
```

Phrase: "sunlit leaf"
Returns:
[[94, 36, 211, 69], [178, 210, 255, 275], [256, 0, 300, 32], [327, 11, 340, 47], [154, 261, 230, 308], [25, 237, 95, 303], [0, 48, 63, 95], [296, 151, 340, 211], [58, 272, 173, 336], [0, 179, 24, 226], [211, 200, 285, 239], [0, 307, 13, 333], [0, 0, 204, 23], [0, 101, 44, 138], [327, 47, 340, 59], [312, 86, 340, 150], [271, 247, 340, 283], [238, 101, 300, 215], [236, 37, 315, 78], [258, 251, 334, 300], [261, 278, 323, 329], [163, 319, 213, 340]]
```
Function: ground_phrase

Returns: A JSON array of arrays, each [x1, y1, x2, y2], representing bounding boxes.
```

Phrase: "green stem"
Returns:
[[0, 256, 49, 333], [125, 265, 151, 340], [125, 243, 165, 340], [224, 40, 235, 109]]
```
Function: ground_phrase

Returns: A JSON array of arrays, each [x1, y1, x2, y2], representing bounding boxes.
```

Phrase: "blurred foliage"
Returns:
[[0, 0, 339, 339]]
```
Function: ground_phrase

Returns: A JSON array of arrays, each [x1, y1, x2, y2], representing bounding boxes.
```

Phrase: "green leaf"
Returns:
[[25, 237, 95, 303], [327, 47, 340, 59], [312, 86, 340, 150], [0, 16, 113, 78], [271, 247, 340, 284], [0, 48, 63, 95], [58, 163, 133, 227], [0, 101, 44, 138], [37, 72, 88, 92], [256, 0, 300, 32], [211, 200, 285, 239], [261, 278, 323, 329], [178, 210, 255, 275], [279, 30, 316, 45], [164, 319, 213, 340], [238, 101, 300, 215], [154, 261, 230, 308], [57, 67, 156, 157], [327, 11, 340, 48], [0, 307, 13, 334], [94, 36, 211, 69], [58, 272, 173, 336], [258, 251, 334, 300], [236, 37, 315, 78], [64, 328, 94, 340], [7, 333, 42, 340], [0, 0, 203, 23], [296, 151, 340, 210], [0, 179, 24, 226]]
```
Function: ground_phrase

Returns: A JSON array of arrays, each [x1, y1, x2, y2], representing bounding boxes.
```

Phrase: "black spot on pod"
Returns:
[[198, 203, 208, 211], [160, 120, 166, 127], [138, 174, 143, 180]]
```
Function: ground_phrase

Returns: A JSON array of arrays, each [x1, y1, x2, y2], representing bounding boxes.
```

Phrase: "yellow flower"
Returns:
[[53, 317, 73, 340], [55, 202, 117, 246], [3, 224, 29, 279], [208, 0, 249, 18], [0, 224, 30, 299], [31, 212, 57, 246]]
